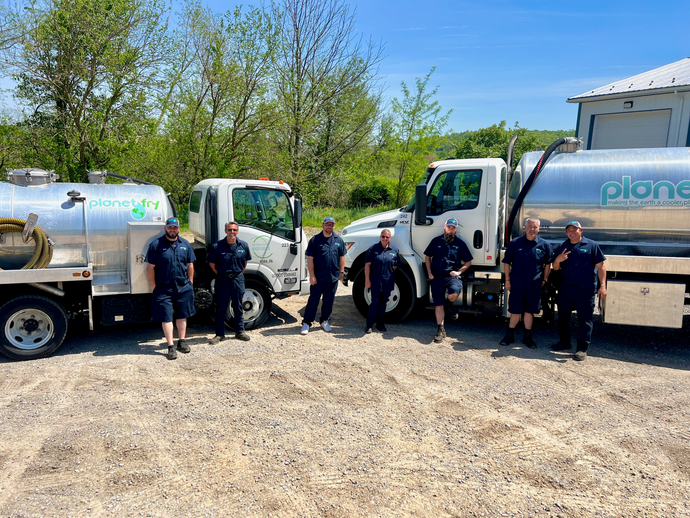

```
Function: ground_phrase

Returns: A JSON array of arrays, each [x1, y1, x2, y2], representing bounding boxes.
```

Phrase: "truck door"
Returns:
[[411, 167, 490, 266], [228, 186, 303, 293]]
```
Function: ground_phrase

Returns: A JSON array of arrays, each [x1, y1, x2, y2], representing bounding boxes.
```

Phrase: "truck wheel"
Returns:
[[352, 268, 415, 324], [0, 295, 68, 361], [225, 279, 272, 331]]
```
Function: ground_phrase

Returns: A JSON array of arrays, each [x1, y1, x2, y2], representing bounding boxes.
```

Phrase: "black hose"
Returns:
[[505, 137, 571, 244]]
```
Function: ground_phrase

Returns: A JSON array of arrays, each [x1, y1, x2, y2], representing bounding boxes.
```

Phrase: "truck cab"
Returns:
[[188, 179, 308, 329], [342, 158, 507, 322]]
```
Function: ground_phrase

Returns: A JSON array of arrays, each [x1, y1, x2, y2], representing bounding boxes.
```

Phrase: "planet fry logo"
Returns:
[[88, 198, 161, 219]]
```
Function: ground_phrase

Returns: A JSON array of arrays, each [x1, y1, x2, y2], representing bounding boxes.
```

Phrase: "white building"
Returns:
[[567, 57, 690, 150]]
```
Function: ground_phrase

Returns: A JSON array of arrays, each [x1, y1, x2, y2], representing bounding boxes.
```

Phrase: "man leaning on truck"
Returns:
[[147, 217, 196, 360], [551, 221, 607, 361], [424, 218, 473, 343], [500, 217, 553, 348]]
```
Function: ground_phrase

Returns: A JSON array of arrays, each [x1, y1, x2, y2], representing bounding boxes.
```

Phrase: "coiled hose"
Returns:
[[0, 218, 53, 270]]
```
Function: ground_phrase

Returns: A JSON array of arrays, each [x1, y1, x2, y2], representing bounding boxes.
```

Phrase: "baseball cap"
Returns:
[[565, 220, 582, 229], [165, 217, 180, 228], [323, 216, 335, 224], [445, 218, 459, 228]]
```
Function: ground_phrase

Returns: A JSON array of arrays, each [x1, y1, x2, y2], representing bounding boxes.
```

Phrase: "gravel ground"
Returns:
[[1, 276, 690, 517]]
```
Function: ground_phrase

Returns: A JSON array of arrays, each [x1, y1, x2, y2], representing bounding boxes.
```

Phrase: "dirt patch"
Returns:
[[1, 282, 690, 517]]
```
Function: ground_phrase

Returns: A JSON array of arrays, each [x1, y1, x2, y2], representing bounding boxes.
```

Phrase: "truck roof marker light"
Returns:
[[279, 180, 284, 184], [258, 177, 270, 181]]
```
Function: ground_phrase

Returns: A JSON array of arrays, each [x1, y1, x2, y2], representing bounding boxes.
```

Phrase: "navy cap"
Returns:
[[565, 220, 582, 229], [323, 216, 335, 224], [445, 218, 459, 228], [165, 217, 180, 228]]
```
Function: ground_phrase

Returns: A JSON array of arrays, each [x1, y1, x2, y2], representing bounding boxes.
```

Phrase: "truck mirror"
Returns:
[[414, 185, 427, 225], [293, 198, 303, 230]]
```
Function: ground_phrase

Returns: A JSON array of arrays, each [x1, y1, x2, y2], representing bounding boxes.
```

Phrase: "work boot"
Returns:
[[551, 340, 571, 351], [176, 338, 191, 353], [365, 326, 373, 334], [446, 301, 459, 321], [235, 331, 250, 341], [574, 341, 589, 361], [522, 330, 537, 349], [167, 346, 177, 360], [434, 325, 446, 343], [376, 323, 387, 332], [499, 327, 515, 346], [208, 335, 226, 345]]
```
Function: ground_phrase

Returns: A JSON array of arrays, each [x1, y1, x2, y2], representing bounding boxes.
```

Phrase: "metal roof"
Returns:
[[567, 57, 690, 103]]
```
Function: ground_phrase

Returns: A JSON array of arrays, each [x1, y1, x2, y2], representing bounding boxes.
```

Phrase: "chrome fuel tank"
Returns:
[[0, 176, 173, 285], [508, 147, 690, 256]]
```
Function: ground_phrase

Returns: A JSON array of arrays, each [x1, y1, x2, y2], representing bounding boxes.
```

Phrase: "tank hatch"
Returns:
[[6, 168, 59, 186]]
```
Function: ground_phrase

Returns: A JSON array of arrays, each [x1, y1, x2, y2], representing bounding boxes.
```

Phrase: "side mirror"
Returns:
[[414, 184, 428, 225], [293, 198, 303, 244]]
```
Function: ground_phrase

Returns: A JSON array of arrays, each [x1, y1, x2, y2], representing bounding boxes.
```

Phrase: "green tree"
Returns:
[[0, 0, 171, 181], [386, 67, 452, 206], [271, 0, 384, 200]]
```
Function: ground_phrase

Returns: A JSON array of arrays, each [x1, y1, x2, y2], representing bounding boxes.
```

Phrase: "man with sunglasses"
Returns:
[[208, 222, 252, 344]]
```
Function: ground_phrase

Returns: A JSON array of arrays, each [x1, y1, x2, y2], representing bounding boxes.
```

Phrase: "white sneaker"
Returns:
[[300, 323, 310, 335], [320, 320, 332, 332]]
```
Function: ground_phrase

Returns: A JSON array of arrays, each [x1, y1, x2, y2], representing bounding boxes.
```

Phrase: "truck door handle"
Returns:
[[473, 230, 483, 249]]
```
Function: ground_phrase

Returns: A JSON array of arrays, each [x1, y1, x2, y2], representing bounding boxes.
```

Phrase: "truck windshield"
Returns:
[[232, 188, 295, 240]]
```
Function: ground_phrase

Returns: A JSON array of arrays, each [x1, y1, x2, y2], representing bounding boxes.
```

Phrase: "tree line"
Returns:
[[0, 0, 573, 211]]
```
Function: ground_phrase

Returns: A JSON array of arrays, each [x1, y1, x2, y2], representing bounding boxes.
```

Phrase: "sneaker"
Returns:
[[320, 320, 332, 332], [176, 339, 191, 353], [208, 335, 225, 345], [573, 350, 587, 361], [499, 329, 515, 346], [376, 323, 387, 332], [522, 332, 537, 349], [167, 347, 177, 360], [300, 324, 310, 335], [551, 340, 571, 351], [365, 327, 373, 334], [434, 325, 446, 343]]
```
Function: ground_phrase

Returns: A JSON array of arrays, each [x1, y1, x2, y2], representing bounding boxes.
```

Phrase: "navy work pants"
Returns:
[[303, 280, 338, 325], [557, 284, 595, 345], [366, 289, 392, 327], [215, 275, 245, 336]]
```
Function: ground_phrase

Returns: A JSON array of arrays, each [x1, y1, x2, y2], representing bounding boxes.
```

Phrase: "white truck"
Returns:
[[0, 171, 308, 360], [341, 138, 690, 329]]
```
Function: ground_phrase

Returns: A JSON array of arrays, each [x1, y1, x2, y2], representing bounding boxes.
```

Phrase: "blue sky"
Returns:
[[207, 0, 688, 133]]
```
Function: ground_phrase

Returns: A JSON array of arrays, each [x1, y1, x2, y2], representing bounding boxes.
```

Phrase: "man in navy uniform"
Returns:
[[551, 221, 607, 361], [207, 221, 252, 343], [424, 218, 473, 343], [147, 217, 196, 360], [364, 228, 399, 334], [300, 216, 346, 335], [500, 217, 553, 348]]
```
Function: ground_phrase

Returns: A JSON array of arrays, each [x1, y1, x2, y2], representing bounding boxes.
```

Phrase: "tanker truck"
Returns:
[[0, 170, 308, 361], [341, 139, 690, 329]]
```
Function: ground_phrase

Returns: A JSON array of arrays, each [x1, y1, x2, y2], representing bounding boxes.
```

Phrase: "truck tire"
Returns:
[[225, 279, 272, 331], [0, 295, 69, 361], [352, 268, 415, 323]]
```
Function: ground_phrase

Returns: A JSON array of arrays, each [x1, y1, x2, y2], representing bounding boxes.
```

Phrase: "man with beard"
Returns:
[[207, 221, 252, 344], [424, 218, 473, 343], [500, 218, 553, 348], [300, 216, 346, 335], [147, 217, 196, 360]]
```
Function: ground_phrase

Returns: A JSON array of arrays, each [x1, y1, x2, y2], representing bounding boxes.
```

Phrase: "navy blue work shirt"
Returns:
[[424, 235, 473, 277], [553, 237, 606, 293], [147, 235, 196, 292], [502, 235, 553, 288], [207, 238, 252, 275], [365, 242, 400, 292], [306, 232, 346, 283]]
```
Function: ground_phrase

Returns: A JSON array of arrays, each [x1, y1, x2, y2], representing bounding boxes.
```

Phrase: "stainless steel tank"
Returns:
[[508, 147, 690, 256], [0, 174, 173, 283]]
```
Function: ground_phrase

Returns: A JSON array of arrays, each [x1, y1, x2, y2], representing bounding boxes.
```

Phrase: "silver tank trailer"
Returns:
[[508, 147, 690, 256], [0, 175, 173, 283]]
